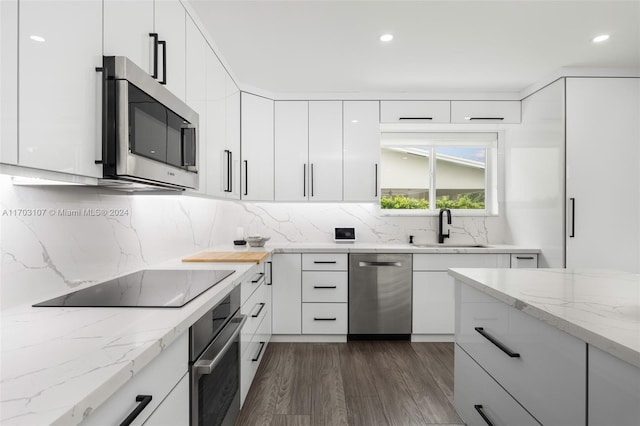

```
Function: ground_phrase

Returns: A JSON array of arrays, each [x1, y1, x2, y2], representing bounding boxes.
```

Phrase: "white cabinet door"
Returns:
[[19, 0, 103, 178], [451, 101, 521, 123], [510, 254, 538, 268], [272, 253, 301, 334], [204, 48, 227, 198], [154, 0, 186, 101], [343, 101, 380, 201], [309, 101, 343, 201], [226, 73, 241, 199], [241, 92, 274, 201], [0, 0, 17, 165], [566, 78, 640, 273], [588, 345, 640, 426], [103, 0, 154, 74], [380, 100, 450, 123], [274, 101, 309, 201], [413, 272, 454, 334], [143, 373, 189, 426]]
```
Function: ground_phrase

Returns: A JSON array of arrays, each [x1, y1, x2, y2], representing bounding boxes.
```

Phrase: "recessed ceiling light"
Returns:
[[592, 34, 610, 43], [379, 34, 394, 42], [30, 35, 46, 42]]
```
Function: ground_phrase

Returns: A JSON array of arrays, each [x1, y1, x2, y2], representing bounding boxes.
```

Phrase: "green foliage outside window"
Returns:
[[381, 192, 485, 210]]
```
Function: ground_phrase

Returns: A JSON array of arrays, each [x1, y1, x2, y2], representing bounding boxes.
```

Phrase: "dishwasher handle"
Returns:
[[358, 261, 403, 267]]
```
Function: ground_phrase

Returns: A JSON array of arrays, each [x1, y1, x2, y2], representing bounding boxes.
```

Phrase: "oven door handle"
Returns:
[[194, 315, 247, 375]]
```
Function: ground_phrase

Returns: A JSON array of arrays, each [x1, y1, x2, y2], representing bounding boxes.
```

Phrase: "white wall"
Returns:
[[0, 175, 505, 309], [503, 79, 565, 267]]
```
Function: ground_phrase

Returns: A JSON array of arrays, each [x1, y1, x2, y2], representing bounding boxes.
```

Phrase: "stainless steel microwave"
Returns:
[[101, 56, 199, 190]]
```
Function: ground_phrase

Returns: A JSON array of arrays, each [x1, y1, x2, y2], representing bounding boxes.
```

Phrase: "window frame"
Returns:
[[378, 128, 502, 217]]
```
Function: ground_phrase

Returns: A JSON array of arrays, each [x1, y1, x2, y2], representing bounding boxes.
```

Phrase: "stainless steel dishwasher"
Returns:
[[349, 253, 412, 339]]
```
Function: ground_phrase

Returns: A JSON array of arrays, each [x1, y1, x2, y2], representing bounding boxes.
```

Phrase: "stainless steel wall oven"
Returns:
[[190, 286, 245, 426]]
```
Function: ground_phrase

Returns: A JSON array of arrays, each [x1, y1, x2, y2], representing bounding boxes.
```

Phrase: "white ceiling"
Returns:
[[189, 0, 640, 96]]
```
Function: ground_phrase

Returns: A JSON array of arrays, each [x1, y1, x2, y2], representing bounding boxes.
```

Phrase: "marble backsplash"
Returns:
[[0, 175, 504, 309]]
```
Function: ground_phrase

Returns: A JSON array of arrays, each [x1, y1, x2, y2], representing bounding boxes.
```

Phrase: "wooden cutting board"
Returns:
[[182, 251, 269, 263]]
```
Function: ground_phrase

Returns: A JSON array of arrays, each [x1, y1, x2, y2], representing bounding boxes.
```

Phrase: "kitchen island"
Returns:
[[449, 268, 640, 426]]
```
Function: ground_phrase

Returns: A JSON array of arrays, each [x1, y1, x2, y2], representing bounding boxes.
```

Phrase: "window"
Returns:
[[380, 132, 498, 214]]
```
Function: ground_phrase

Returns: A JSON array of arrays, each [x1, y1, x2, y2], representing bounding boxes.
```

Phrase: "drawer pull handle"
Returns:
[[314, 317, 336, 321], [120, 395, 152, 426], [313, 261, 337, 264], [313, 285, 337, 289], [474, 404, 495, 426], [252, 341, 265, 362], [251, 302, 266, 318], [466, 117, 504, 121], [251, 272, 265, 283], [399, 117, 433, 120], [474, 327, 520, 358], [516, 256, 534, 260]]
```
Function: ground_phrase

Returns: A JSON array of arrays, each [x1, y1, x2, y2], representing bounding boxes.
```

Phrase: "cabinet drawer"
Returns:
[[510, 254, 538, 268], [302, 271, 348, 302], [450, 100, 521, 123], [302, 253, 348, 271], [302, 303, 347, 334], [240, 263, 266, 305], [414, 254, 510, 271], [380, 100, 450, 123], [456, 282, 586, 425], [241, 281, 271, 339], [454, 345, 539, 426], [82, 332, 188, 426], [240, 309, 270, 404]]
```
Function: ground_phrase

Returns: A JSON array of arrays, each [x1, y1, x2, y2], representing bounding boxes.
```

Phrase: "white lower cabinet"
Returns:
[[82, 332, 188, 426], [454, 345, 539, 426], [510, 253, 538, 268], [302, 303, 348, 334], [455, 281, 586, 426], [588, 345, 640, 426], [142, 373, 189, 426], [272, 253, 302, 334], [240, 301, 270, 405], [412, 271, 454, 334]]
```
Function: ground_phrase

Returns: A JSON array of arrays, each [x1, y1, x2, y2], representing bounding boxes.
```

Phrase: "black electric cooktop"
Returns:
[[33, 269, 235, 308]]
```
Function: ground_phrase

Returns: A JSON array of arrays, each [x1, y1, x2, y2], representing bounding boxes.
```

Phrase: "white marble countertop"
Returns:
[[0, 258, 261, 426], [448, 268, 640, 369], [268, 242, 540, 254]]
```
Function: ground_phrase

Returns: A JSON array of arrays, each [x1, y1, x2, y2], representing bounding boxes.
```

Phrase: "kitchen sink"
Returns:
[[412, 244, 489, 248]]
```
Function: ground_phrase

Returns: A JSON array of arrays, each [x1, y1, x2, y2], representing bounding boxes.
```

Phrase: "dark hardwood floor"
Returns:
[[236, 342, 464, 426]]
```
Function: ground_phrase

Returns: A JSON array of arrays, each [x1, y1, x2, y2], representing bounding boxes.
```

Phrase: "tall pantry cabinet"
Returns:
[[565, 78, 640, 273]]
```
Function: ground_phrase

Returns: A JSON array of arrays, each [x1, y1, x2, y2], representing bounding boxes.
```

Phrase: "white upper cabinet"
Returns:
[[185, 15, 207, 194], [241, 92, 274, 201], [0, 0, 17, 165], [380, 101, 450, 123], [103, 0, 154, 74], [225, 73, 241, 199], [19, 0, 103, 178], [343, 101, 380, 201], [566, 78, 639, 272], [204, 48, 227, 198], [451, 100, 521, 123], [154, 0, 186, 101], [275, 101, 309, 201], [309, 101, 343, 201]]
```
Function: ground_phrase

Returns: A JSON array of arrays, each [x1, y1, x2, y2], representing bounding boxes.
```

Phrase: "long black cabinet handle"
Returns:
[[159, 39, 167, 85], [252, 342, 265, 362], [313, 285, 337, 289], [374, 163, 378, 197], [224, 150, 231, 192], [314, 261, 337, 264], [266, 261, 272, 285], [466, 117, 504, 121], [516, 256, 535, 260], [399, 117, 433, 120], [310, 163, 314, 197], [251, 302, 266, 318], [474, 404, 494, 426], [303, 163, 307, 197], [569, 198, 575, 238], [120, 395, 152, 426], [251, 272, 265, 283], [474, 327, 520, 358], [314, 317, 336, 321], [149, 33, 159, 79], [244, 160, 248, 195]]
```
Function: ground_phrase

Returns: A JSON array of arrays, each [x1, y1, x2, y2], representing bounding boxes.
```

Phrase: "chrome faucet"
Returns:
[[438, 208, 452, 243]]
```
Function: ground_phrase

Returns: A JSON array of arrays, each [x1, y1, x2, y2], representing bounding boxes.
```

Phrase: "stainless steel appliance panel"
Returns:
[[349, 253, 412, 335]]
